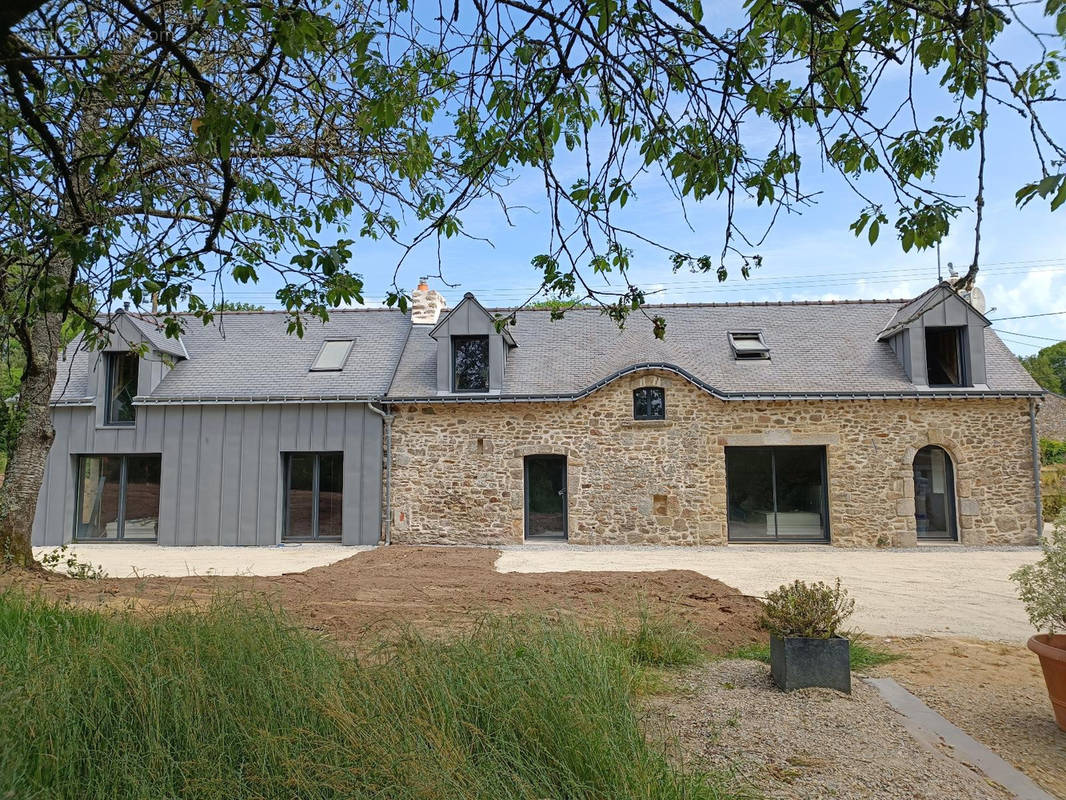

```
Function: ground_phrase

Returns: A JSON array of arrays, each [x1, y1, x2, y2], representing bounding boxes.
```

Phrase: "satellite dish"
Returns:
[[945, 274, 987, 313], [964, 285, 987, 314]]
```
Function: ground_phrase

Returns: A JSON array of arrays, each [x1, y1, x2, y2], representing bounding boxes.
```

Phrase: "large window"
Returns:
[[925, 327, 967, 386], [284, 452, 343, 540], [452, 336, 489, 392], [75, 454, 161, 540], [633, 387, 666, 420], [726, 446, 829, 542], [105, 352, 138, 425]]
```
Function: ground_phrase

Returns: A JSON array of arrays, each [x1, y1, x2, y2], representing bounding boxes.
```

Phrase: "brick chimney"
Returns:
[[410, 278, 446, 325]]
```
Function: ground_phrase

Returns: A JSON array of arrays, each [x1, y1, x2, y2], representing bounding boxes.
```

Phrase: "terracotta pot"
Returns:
[[1028, 634, 1066, 731]]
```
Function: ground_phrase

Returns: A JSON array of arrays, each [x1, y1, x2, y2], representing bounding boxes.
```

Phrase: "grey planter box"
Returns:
[[769, 634, 851, 693]]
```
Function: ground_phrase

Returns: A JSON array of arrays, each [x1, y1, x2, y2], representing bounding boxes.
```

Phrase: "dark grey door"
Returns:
[[913, 445, 957, 541], [524, 455, 567, 540]]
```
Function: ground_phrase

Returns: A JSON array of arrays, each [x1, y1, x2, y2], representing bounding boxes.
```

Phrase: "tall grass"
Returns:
[[0, 591, 737, 800]]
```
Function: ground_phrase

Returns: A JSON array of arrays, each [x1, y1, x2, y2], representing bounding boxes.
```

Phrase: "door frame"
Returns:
[[912, 445, 959, 542], [523, 454, 568, 540], [724, 445, 831, 544]]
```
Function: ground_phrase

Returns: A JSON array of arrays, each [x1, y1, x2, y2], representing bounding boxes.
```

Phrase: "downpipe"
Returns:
[[1030, 397, 1043, 541], [367, 402, 393, 546]]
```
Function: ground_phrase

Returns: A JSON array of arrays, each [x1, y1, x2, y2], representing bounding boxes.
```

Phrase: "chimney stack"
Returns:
[[410, 278, 446, 324]]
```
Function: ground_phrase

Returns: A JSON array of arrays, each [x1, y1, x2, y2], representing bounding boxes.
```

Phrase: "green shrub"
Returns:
[[1011, 521, 1066, 635], [0, 592, 739, 800], [760, 579, 855, 639], [1040, 437, 1066, 466], [1042, 464, 1066, 521]]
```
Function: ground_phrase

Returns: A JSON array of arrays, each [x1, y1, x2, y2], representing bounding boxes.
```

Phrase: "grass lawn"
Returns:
[[0, 590, 743, 800]]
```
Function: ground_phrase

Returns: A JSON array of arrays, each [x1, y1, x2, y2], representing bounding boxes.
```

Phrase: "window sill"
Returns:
[[621, 418, 672, 428]]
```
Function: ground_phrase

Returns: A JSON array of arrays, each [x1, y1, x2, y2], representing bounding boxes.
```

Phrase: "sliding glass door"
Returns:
[[726, 446, 829, 542], [76, 455, 161, 541], [283, 452, 343, 541]]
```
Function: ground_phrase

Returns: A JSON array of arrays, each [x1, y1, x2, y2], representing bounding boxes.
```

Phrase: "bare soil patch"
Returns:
[[0, 546, 764, 653], [874, 637, 1066, 799], [647, 659, 1011, 800]]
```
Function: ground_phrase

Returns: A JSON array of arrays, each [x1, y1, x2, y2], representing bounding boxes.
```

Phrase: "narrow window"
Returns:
[[452, 335, 489, 392], [105, 352, 138, 425], [310, 339, 354, 371], [925, 327, 967, 386], [75, 454, 161, 540], [283, 452, 343, 541], [728, 332, 770, 360], [633, 387, 666, 420], [913, 445, 957, 540]]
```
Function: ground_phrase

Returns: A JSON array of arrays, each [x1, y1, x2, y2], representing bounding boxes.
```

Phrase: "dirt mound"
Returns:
[[2, 546, 764, 652]]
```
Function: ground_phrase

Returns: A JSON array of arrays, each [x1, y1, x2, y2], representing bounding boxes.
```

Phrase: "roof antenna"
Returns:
[[947, 261, 957, 279], [936, 242, 942, 282]]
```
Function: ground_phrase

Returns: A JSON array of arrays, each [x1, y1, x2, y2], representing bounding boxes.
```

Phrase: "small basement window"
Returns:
[[728, 332, 770, 360], [633, 387, 666, 420], [925, 327, 967, 386], [310, 339, 355, 371]]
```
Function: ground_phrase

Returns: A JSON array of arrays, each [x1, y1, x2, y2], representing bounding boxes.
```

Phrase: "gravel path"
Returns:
[[497, 545, 1043, 641], [649, 659, 1012, 800]]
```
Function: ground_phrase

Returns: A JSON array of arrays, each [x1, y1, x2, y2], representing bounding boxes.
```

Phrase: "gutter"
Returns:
[[385, 362, 1046, 405], [1030, 397, 1044, 541], [366, 401, 394, 546]]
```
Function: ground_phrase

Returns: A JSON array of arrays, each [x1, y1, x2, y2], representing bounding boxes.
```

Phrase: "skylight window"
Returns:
[[729, 332, 770, 360], [310, 339, 355, 371]]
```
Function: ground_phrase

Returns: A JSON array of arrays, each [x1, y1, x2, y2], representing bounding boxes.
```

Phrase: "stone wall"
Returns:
[[388, 370, 1039, 547], [1038, 393, 1066, 441]]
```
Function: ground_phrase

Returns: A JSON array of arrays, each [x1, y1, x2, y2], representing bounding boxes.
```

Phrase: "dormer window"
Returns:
[[453, 335, 489, 392], [310, 339, 354, 371], [105, 352, 138, 425], [729, 332, 770, 360], [925, 327, 967, 386]]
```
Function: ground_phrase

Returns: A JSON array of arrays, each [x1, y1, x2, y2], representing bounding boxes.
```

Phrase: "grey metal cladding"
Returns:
[[32, 402, 383, 547], [51, 308, 411, 403], [388, 300, 1040, 398]]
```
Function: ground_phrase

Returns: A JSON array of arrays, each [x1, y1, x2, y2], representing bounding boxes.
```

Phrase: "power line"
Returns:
[[992, 328, 1065, 342], [989, 310, 1066, 322]]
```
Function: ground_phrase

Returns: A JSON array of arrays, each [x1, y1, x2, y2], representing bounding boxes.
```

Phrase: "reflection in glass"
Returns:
[[318, 453, 343, 539], [913, 445, 956, 539]]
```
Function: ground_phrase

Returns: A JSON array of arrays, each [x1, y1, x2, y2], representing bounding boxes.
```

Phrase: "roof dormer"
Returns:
[[877, 282, 990, 388], [429, 292, 515, 394], [89, 311, 187, 424]]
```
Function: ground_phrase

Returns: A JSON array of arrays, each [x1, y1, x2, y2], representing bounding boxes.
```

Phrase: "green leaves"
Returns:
[[1017, 173, 1066, 211]]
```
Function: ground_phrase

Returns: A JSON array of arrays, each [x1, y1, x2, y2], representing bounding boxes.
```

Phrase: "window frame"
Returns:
[[924, 326, 969, 387], [632, 386, 666, 420], [451, 335, 490, 393], [724, 445, 830, 543], [728, 331, 770, 360], [309, 338, 355, 372], [73, 453, 161, 542], [104, 351, 139, 426], [282, 451, 344, 541]]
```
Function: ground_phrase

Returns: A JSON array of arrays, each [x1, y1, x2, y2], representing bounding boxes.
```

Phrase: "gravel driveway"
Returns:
[[496, 545, 1043, 642]]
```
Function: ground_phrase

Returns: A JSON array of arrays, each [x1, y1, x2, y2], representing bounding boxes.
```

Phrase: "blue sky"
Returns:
[[211, 7, 1066, 358]]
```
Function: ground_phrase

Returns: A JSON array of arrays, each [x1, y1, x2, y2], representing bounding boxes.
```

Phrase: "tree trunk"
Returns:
[[0, 309, 63, 567]]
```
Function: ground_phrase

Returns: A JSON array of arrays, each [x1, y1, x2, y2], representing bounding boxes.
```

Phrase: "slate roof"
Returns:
[[51, 309, 411, 403], [50, 296, 1042, 405], [387, 300, 1041, 399]]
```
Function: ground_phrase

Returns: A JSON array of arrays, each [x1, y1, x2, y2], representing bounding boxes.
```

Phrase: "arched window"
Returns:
[[913, 445, 957, 541]]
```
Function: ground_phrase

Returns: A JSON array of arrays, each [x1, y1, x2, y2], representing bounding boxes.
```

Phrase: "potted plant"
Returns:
[[762, 578, 855, 693], [1011, 523, 1066, 731]]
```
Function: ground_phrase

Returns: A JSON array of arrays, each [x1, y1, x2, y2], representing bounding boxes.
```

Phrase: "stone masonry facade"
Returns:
[[1038, 392, 1066, 441], [387, 371, 1039, 548]]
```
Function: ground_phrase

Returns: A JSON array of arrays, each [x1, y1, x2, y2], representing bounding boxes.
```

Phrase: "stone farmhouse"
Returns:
[[33, 280, 1045, 549]]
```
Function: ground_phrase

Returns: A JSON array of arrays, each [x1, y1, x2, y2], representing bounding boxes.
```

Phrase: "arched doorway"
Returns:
[[912, 445, 958, 541]]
